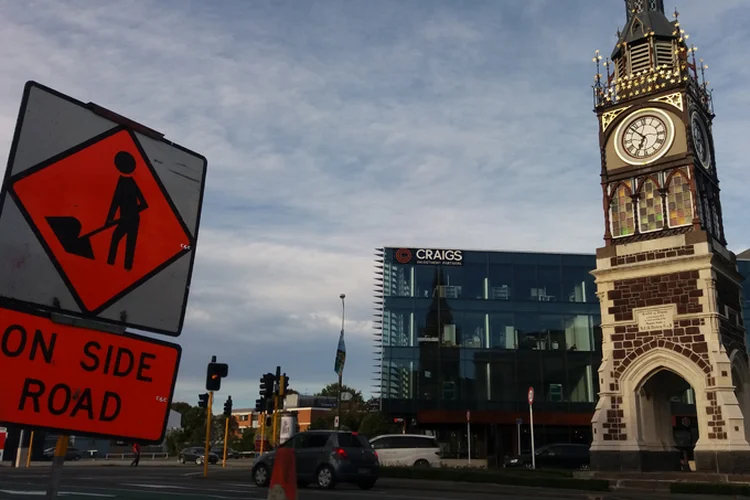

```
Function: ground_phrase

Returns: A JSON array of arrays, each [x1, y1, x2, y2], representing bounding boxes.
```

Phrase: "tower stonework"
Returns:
[[589, 2, 750, 472]]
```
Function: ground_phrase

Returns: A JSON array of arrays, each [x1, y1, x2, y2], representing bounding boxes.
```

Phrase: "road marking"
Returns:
[[0, 491, 115, 498], [120, 483, 189, 489]]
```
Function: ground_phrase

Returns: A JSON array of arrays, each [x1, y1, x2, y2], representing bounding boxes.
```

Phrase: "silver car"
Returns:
[[251, 430, 379, 490]]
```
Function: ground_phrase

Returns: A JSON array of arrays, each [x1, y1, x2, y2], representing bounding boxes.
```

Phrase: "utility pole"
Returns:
[[336, 293, 346, 429]]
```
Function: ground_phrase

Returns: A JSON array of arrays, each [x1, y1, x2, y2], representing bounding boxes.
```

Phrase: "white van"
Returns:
[[369, 434, 441, 467]]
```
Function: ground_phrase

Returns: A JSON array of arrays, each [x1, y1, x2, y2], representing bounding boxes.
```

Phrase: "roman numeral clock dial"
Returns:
[[614, 108, 676, 166]]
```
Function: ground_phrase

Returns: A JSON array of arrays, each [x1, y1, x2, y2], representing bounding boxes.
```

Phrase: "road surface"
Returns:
[[0, 463, 721, 499]]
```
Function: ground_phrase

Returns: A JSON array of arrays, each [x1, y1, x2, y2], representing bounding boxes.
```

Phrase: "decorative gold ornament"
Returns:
[[601, 106, 632, 132], [649, 92, 684, 111]]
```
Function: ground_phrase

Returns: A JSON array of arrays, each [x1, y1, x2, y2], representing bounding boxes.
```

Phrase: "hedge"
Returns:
[[671, 482, 750, 496], [379, 466, 610, 492]]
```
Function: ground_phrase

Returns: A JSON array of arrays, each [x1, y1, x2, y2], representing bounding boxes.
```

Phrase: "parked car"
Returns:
[[42, 446, 85, 461], [178, 446, 219, 465], [369, 434, 441, 467], [211, 446, 242, 459], [504, 443, 590, 470], [251, 430, 379, 490]]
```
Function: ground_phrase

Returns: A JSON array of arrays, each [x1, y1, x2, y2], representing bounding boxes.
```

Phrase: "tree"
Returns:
[[358, 412, 401, 439], [236, 428, 256, 452], [316, 383, 365, 406]]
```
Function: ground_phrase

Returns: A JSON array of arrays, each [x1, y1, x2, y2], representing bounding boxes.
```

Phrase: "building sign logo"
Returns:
[[395, 248, 412, 264], [394, 248, 463, 266]]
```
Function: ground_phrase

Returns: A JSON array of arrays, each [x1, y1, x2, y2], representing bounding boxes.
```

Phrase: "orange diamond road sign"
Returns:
[[11, 127, 192, 315], [0, 81, 207, 336], [0, 306, 180, 442]]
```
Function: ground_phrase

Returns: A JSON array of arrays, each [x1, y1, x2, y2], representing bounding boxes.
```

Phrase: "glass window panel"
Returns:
[[516, 351, 542, 403], [513, 265, 537, 301], [440, 264, 487, 300], [541, 353, 566, 402], [567, 353, 596, 403], [562, 265, 596, 303], [667, 172, 693, 227], [610, 183, 635, 237], [416, 344, 439, 400], [489, 352, 515, 403], [453, 311, 487, 348], [538, 315, 566, 351], [382, 356, 414, 400], [489, 313, 516, 349], [383, 309, 412, 347], [564, 315, 594, 352], [439, 354, 461, 405], [516, 313, 540, 350], [414, 265, 440, 298], [384, 261, 413, 297], [537, 265, 562, 302], [489, 263, 513, 300], [638, 177, 664, 233], [462, 350, 489, 402]]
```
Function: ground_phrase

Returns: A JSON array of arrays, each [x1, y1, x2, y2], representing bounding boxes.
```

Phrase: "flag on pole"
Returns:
[[334, 329, 346, 375]]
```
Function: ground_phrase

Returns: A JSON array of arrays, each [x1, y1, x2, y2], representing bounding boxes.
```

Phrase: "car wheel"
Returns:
[[73, 456, 81, 461], [195, 457, 203, 466], [253, 464, 270, 487], [414, 459, 430, 468], [524, 462, 533, 469], [179, 456, 185, 464], [580, 464, 590, 471], [316, 465, 336, 490], [357, 479, 377, 490]]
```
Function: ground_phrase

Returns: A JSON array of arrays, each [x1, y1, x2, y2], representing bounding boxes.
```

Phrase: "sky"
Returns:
[[1, 0, 749, 411]]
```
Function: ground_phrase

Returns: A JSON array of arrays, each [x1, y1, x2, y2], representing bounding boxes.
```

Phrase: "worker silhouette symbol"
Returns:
[[106, 151, 148, 271]]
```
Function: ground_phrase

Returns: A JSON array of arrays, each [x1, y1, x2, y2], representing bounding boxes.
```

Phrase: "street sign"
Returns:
[[0, 306, 181, 442], [0, 81, 207, 336], [528, 387, 535, 405]]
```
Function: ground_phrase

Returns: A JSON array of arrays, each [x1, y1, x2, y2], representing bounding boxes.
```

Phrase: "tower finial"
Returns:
[[673, 7, 680, 20]]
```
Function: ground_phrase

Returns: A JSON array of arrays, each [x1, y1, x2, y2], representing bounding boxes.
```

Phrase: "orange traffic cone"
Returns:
[[267, 447, 297, 500]]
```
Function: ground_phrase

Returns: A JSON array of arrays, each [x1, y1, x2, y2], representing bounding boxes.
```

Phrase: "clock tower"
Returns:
[[589, 1, 750, 472]]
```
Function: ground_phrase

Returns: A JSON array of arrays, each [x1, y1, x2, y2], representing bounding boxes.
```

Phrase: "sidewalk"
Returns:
[[1, 458, 253, 468]]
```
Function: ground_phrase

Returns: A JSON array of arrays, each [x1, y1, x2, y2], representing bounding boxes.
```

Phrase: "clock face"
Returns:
[[691, 112, 711, 169], [614, 108, 676, 166]]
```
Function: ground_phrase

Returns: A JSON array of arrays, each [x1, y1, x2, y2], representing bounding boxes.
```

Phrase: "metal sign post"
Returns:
[[466, 410, 471, 466], [516, 418, 522, 455], [45, 435, 68, 499], [528, 387, 536, 470]]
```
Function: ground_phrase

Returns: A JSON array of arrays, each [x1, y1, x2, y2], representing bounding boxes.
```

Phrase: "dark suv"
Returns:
[[251, 430, 379, 490]]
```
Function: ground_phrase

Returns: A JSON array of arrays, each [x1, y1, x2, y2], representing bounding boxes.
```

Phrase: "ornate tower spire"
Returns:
[[625, 0, 665, 21]]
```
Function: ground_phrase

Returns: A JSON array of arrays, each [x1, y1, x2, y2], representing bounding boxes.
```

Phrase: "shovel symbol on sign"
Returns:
[[45, 151, 148, 269]]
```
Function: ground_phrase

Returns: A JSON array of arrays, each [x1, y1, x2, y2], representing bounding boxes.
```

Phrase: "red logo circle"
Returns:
[[395, 248, 412, 264]]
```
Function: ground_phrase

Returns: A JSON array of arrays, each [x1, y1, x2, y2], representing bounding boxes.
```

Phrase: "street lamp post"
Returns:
[[337, 293, 346, 429]]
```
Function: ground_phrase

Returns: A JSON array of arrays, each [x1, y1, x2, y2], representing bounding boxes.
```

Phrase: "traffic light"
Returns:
[[198, 393, 209, 409], [255, 398, 266, 413], [206, 361, 229, 392], [265, 415, 272, 427], [223, 396, 233, 418], [259, 373, 275, 399], [279, 373, 290, 397]]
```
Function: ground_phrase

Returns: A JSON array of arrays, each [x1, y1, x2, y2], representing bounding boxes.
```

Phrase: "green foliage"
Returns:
[[379, 466, 609, 492], [358, 412, 402, 439], [236, 429, 256, 452], [165, 401, 239, 454], [316, 383, 365, 407]]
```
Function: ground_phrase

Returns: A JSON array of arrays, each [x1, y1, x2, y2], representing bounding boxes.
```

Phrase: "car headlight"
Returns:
[[510, 458, 519, 464]]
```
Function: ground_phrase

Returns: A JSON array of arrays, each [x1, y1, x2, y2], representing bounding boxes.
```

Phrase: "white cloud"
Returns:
[[0, 1, 748, 408]]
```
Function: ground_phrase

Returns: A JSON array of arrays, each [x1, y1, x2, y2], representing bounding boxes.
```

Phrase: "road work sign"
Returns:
[[0, 306, 180, 442]]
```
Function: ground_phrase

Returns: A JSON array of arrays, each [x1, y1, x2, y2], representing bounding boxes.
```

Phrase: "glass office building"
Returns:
[[373, 247, 603, 461]]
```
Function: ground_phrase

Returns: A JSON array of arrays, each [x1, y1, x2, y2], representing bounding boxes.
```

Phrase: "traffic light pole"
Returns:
[[271, 395, 279, 447], [259, 414, 265, 455], [203, 391, 213, 478], [222, 416, 229, 468]]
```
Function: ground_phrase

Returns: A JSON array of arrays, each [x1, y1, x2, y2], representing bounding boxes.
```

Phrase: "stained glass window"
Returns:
[[610, 183, 635, 237], [638, 178, 664, 233], [667, 172, 693, 227]]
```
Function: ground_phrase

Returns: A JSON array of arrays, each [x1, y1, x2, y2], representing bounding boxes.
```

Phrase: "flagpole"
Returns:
[[337, 293, 346, 429]]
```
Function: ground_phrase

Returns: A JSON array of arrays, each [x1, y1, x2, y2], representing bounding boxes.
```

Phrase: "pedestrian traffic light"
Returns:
[[255, 398, 265, 413], [259, 372, 275, 399], [206, 361, 229, 391], [265, 415, 272, 427], [198, 393, 209, 409], [279, 373, 290, 397], [223, 396, 233, 418]]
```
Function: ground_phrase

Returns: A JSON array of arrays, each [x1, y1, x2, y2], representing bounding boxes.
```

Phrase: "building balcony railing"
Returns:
[[593, 62, 713, 115]]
